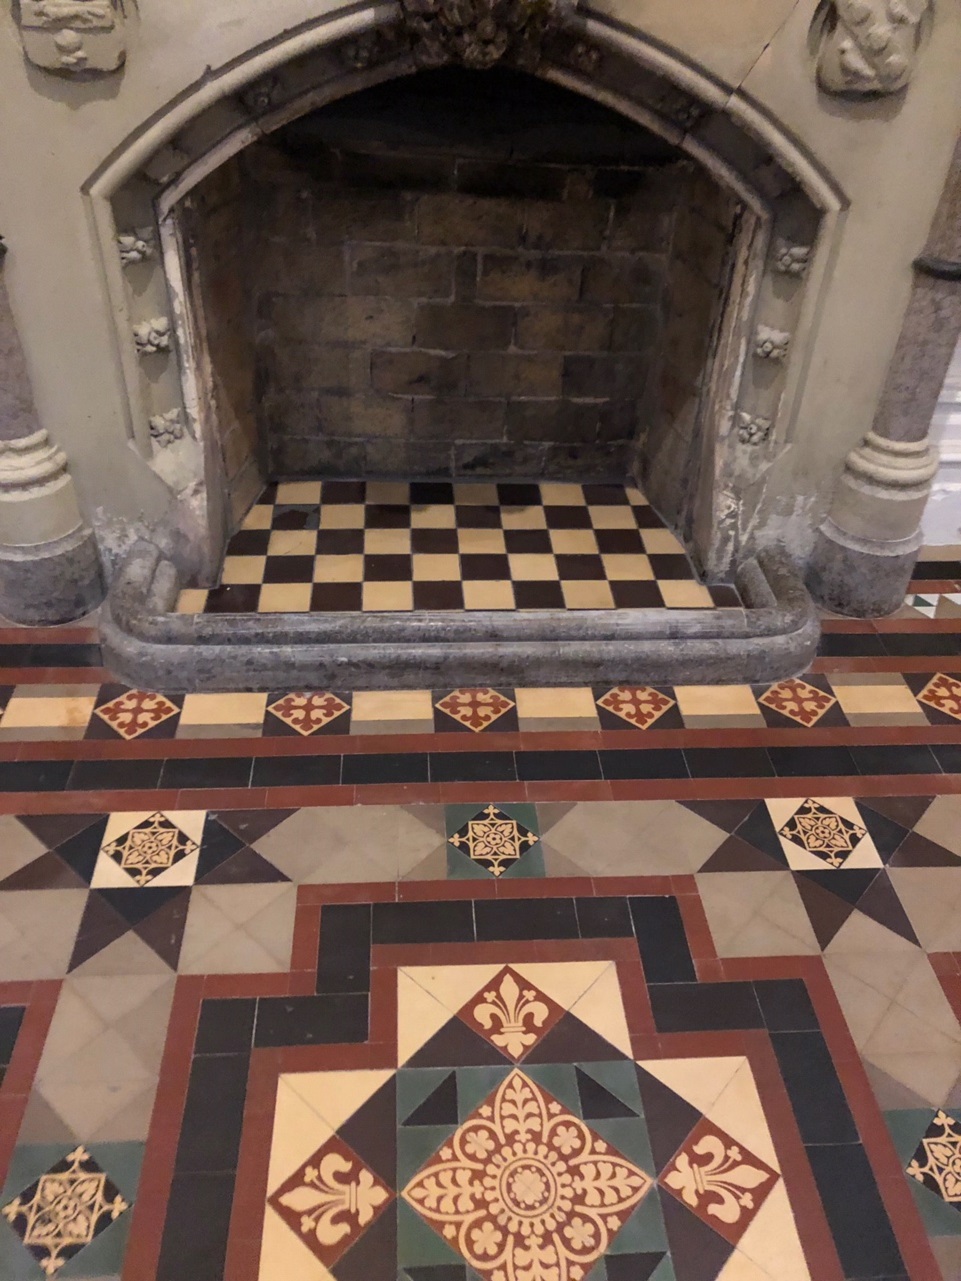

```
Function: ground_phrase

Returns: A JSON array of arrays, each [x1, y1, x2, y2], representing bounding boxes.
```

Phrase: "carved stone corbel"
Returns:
[[399, 0, 574, 70], [15, 0, 126, 76], [754, 326, 791, 362], [814, 0, 930, 97]]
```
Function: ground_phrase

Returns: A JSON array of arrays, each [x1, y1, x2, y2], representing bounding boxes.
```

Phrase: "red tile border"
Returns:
[[0, 980, 60, 1182]]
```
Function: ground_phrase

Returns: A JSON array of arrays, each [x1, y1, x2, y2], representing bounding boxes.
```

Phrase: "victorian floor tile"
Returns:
[[177, 883, 296, 973], [252, 805, 444, 882], [0, 889, 87, 979]]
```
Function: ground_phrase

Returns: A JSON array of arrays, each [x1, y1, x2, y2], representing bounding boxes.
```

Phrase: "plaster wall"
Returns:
[[0, 0, 959, 573]]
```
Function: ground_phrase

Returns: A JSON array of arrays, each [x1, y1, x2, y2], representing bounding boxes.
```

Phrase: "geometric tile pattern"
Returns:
[[434, 688, 516, 732], [447, 806, 539, 877], [93, 690, 180, 740], [775, 798, 868, 868], [455, 966, 564, 1058], [758, 677, 837, 727], [907, 1111, 961, 1209], [99, 812, 199, 887], [596, 685, 677, 729], [917, 674, 961, 723], [266, 692, 350, 735]]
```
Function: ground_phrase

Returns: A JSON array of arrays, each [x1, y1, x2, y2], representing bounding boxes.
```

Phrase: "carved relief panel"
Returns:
[[814, 0, 931, 96], [15, 0, 125, 75]]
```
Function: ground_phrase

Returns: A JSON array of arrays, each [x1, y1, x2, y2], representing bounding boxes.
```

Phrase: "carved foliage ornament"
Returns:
[[399, 0, 574, 70], [815, 0, 931, 96], [754, 325, 791, 362], [15, 0, 125, 75]]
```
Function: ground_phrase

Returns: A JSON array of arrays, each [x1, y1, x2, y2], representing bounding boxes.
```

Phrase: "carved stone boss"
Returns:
[[16, 0, 126, 75], [815, 0, 930, 96], [399, 0, 574, 69]]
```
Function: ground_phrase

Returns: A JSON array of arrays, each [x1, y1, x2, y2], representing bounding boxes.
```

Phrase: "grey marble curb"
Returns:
[[99, 542, 820, 691]]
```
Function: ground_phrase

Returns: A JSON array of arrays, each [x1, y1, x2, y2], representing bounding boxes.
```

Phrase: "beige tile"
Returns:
[[176, 589, 208, 613], [255, 805, 441, 882], [561, 581, 615, 609], [660, 581, 715, 608], [410, 504, 456, 528], [412, 554, 461, 581], [319, 504, 366, 529], [276, 481, 322, 504], [546, 800, 721, 875], [221, 556, 266, 585], [515, 686, 597, 720], [674, 685, 761, 719], [366, 480, 410, 504], [550, 529, 598, 554], [453, 483, 499, 505], [590, 507, 641, 529], [641, 527, 686, 554], [540, 482, 586, 504], [500, 506, 548, 530], [508, 553, 559, 581], [241, 504, 273, 530], [1, 695, 97, 730], [268, 529, 316, 556], [914, 796, 961, 856], [179, 884, 296, 974], [600, 553, 654, 581], [887, 867, 961, 950], [352, 690, 434, 721], [696, 871, 820, 957], [625, 485, 647, 503], [314, 554, 364, 583], [364, 528, 411, 554], [458, 528, 507, 554], [0, 890, 87, 979], [463, 580, 516, 610], [363, 581, 413, 611], [832, 676, 924, 716], [180, 692, 267, 725], [920, 543, 961, 559], [259, 583, 312, 612]]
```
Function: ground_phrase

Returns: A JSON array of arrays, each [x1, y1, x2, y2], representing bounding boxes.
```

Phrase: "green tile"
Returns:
[[908, 1177, 961, 1237], [592, 1117, 654, 1175], [397, 1126, 456, 1188], [446, 848, 491, 880], [397, 1068, 456, 1125], [396, 1198, 465, 1268], [444, 803, 538, 838], [608, 1187, 668, 1255], [885, 1108, 942, 1164], [521, 1063, 580, 1115], [586, 1259, 608, 1281], [58, 1213, 130, 1278], [649, 1255, 676, 1281], [577, 1061, 645, 1116], [501, 847, 545, 879], [455, 1066, 511, 1119]]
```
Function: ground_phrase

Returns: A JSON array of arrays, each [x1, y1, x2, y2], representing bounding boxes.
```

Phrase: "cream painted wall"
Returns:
[[0, 0, 959, 565]]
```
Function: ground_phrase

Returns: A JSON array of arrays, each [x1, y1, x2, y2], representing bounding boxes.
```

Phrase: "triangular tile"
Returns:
[[856, 870, 921, 945], [132, 889, 192, 967], [658, 1186, 733, 1279], [407, 1018, 510, 1069], [634, 1066, 701, 1172], [95, 885, 186, 928], [889, 831, 961, 868], [793, 874, 856, 948], [0, 851, 87, 891], [54, 819, 110, 883], [198, 846, 290, 885], [855, 805, 910, 862], [334, 1196, 396, 1281], [215, 808, 297, 843], [523, 1011, 624, 1064], [68, 894, 132, 970], [679, 800, 756, 833], [195, 819, 246, 880], [403, 1074, 458, 1128], [796, 868, 880, 908], [605, 1253, 666, 1281], [733, 806, 788, 864], [339, 1076, 397, 1187], [18, 813, 103, 848], [858, 796, 933, 829], [576, 1066, 639, 1118], [699, 836, 785, 874]]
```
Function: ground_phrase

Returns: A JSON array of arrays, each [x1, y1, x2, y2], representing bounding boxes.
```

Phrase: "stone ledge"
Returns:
[[100, 543, 820, 691]]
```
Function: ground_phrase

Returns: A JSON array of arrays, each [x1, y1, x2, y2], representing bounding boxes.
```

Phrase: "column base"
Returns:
[[806, 518, 921, 617], [0, 524, 104, 624]]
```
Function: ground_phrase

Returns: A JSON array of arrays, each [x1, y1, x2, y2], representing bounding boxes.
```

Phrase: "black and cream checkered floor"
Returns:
[[178, 480, 741, 613]]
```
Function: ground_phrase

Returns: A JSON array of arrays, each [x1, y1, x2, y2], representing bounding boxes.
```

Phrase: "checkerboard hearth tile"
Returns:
[[178, 481, 740, 615]]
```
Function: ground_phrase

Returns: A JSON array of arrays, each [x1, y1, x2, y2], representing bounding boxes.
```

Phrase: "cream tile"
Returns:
[[589, 507, 640, 529], [0, 889, 88, 979], [463, 580, 516, 610], [674, 685, 760, 719], [366, 480, 410, 504], [179, 884, 295, 973], [696, 871, 820, 957], [458, 528, 508, 554], [365, 528, 412, 554], [221, 555, 266, 584], [914, 796, 961, 856], [736, 1184, 810, 1281], [0, 695, 96, 730], [179, 692, 267, 725], [660, 580, 715, 608], [176, 589, 208, 613], [540, 482, 586, 504], [319, 504, 366, 529], [765, 797, 881, 870], [363, 581, 413, 611], [454, 483, 499, 505], [600, 553, 654, 580], [268, 529, 316, 556], [352, 690, 434, 721], [413, 554, 461, 581], [561, 581, 615, 609], [715, 1250, 773, 1281], [550, 529, 598, 553], [276, 481, 322, 504], [640, 1057, 745, 1116], [515, 686, 597, 720], [402, 964, 503, 1016], [260, 1205, 335, 1281], [410, 504, 457, 528], [568, 966, 631, 1055], [268, 1078, 334, 1192], [508, 553, 559, 580], [709, 1060, 780, 1170], [625, 485, 646, 503], [641, 527, 686, 554], [286, 1069, 395, 1135], [513, 960, 613, 1015], [397, 971, 460, 1063], [259, 583, 312, 612], [832, 677, 923, 716], [314, 554, 364, 582], [500, 506, 548, 530], [241, 504, 273, 530]]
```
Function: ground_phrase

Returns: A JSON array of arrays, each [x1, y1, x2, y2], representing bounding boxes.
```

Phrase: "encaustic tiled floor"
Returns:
[[2, 548, 961, 1280]]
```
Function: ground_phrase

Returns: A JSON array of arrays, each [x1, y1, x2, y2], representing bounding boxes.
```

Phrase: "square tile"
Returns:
[[458, 528, 508, 555], [434, 688, 517, 732], [267, 530, 317, 557], [831, 675, 927, 724], [319, 504, 367, 529], [176, 589, 208, 614], [365, 528, 413, 555], [258, 583, 312, 612], [412, 582, 465, 610], [561, 580, 615, 609], [221, 556, 267, 585], [659, 581, 715, 608], [508, 553, 559, 581], [446, 804, 539, 877], [674, 685, 764, 728], [765, 798, 881, 869], [462, 581, 516, 610], [589, 507, 641, 530], [539, 482, 587, 505], [641, 528, 686, 554], [550, 529, 599, 554], [600, 554, 654, 581], [454, 483, 499, 505], [241, 504, 274, 530], [410, 504, 457, 529], [367, 481, 411, 504], [352, 691, 434, 723], [276, 481, 322, 504], [500, 506, 548, 530], [412, 554, 461, 581], [179, 692, 268, 727], [363, 582, 414, 611], [515, 686, 598, 722], [91, 810, 203, 888], [314, 554, 365, 583]]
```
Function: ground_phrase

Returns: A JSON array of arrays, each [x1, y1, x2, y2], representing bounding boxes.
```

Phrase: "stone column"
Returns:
[[807, 134, 961, 617], [0, 246, 103, 623]]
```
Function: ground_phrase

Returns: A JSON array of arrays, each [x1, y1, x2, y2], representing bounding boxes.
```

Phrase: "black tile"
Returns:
[[204, 584, 261, 613], [554, 554, 606, 580], [646, 554, 693, 579], [504, 530, 553, 554], [850, 744, 941, 775], [250, 755, 342, 788], [708, 585, 741, 607], [317, 904, 372, 994], [262, 555, 315, 584], [754, 979, 819, 1032], [628, 898, 696, 983], [649, 981, 764, 1031], [22, 643, 104, 667], [455, 505, 502, 529], [365, 504, 412, 529], [0, 760, 73, 791], [373, 900, 475, 944], [574, 897, 634, 938], [767, 746, 858, 778], [226, 529, 270, 556], [460, 554, 512, 580], [498, 483, 542, 505], [599, 749, 689, 780], [806, 1144, 905, 1278], [411, 528, 459, 554], [311, 583, 364, 611], [364, 554, 413, 581], [880, 632, 961, 657], [542, 505, 592, 529], [429, 752, 517, 783], [515, 751, 602, 780], [412, 582, 465, 610], [816, 632, 887, 657], [315, 529, 365, 555], [474, 897, 579, 941], [0, 1005, 24, 1066], [175, 1053, 249, 1172], [67, 759, 162, 791], [159, 757, 253, 790], [683, 747, 775, 778], [910, 560, 961, 579], [322, 480, 367, 503], [512, 581, 565, 609], [769, 1030, 858, 1143], [194, 998, 256, 1056], [342, 753, 429, 785], [272, 505, 318, 531], [254, 994, 369, 1046], [411, 482, 455, 504], [156, 1172, 236, 1281], [594, 529, 645, 554], [933, 744, 961, 773], [610, 581, 664, 608], [582, 483, 630, 505]]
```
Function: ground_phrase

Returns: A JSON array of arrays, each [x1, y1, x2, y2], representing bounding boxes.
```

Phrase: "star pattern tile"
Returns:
[[776, 799, 867, 868], [100, 812, 199, 887], [447, 805, 538, 877], [758, 678, 837, 727], [267, 691, 351, 735], [93, 689, 180, 740], [596, 686, 677, 729], [435, 688, 516, 732], [907, 1109, 961, 1208]]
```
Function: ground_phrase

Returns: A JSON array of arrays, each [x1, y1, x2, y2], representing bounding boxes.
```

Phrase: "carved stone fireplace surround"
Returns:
[[0, 0, 959, 689]]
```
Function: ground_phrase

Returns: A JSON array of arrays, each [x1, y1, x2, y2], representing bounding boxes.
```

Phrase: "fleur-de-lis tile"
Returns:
[[447, 805, 538, 877], [457, 965, 563, 1061], [758, 678, 837, 727], [267, 691, 350, 735], [596, 685, 676, 729], [435, 688, 516, 732], [94, 689, 180, 740]]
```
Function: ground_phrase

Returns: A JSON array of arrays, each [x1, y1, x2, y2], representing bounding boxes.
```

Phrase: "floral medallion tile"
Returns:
[[91, 810, 204, 888], [659, 1116, 778, 1245], [268, 1132, 393, 1267], [92, 689, 180, 740], [596, 686, 677, 730], [266, 691, 351, 736], [907, 1110, 961, 1210], [402, 1069, 653, 1281], [447, 805, 539, 878], [916, 673, 961, 723], [434, 688, 517, 733], [765, 798, 879, 870], [0, 1145, 130, 1276], [757, 678, 837, 727], [456, 966, 564, 1061]]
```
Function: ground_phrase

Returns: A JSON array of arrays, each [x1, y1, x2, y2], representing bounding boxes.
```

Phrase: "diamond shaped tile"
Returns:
[[447, 806, 537, 878], [99, 813, 199, 888], [596, 686, 676, 729], [456, 966, 563, 1062], [907, 1109, 961, 1208], [93, 690, 180, 740], [758, 678, 837, 727], [267, 692, 350, 735], [917, 674, 961, 723], [434, 689, 515, 732], [776, 799, 867, 869]]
